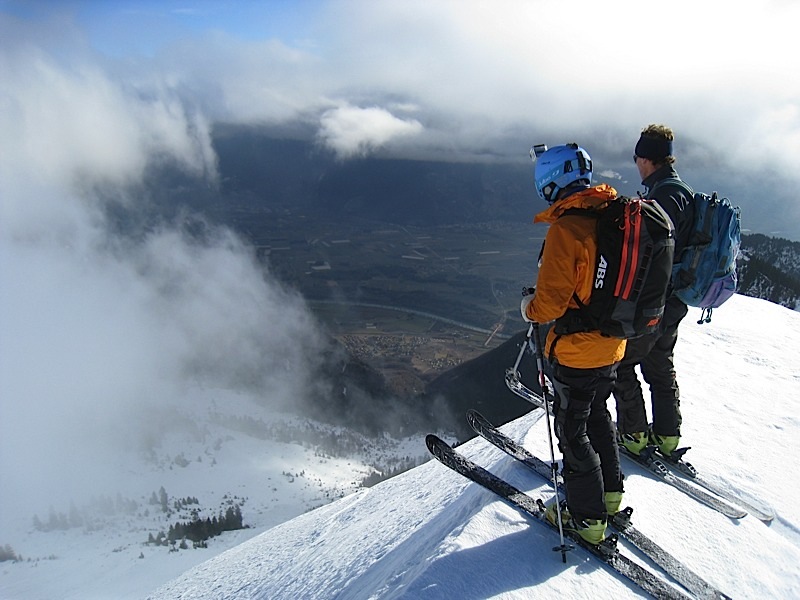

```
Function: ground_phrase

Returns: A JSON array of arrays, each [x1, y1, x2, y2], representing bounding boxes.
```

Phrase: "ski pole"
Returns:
[[510, 323, 534, 377], [531, 321, 571, 562]]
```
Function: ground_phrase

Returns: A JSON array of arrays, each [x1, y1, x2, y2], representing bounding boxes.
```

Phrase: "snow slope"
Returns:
[[0, 389, 427, 600], [148, 294, 800, 599]]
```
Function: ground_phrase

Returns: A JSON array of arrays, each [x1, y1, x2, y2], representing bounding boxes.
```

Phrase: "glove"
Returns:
[[520, 287, 536, 323]]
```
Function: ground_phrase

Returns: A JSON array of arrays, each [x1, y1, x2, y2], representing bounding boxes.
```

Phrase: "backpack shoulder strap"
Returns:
[[650, 177, 693, 197], [557, 196, 617, 219], [557, 206, 597, 218]]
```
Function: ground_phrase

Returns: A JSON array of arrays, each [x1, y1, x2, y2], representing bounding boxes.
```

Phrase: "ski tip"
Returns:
[[733, 497, 775, 522], [425, 433, 442, 453], [466, 409, 486, 426], [758, 514, 776, 524], [746, 506, 775, 523]]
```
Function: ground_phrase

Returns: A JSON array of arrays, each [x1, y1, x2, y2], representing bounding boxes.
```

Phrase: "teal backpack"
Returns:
[[652, 178, 741, 323]]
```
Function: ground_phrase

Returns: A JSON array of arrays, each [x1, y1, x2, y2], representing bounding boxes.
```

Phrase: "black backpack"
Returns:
[[554, 196, 675, 338]]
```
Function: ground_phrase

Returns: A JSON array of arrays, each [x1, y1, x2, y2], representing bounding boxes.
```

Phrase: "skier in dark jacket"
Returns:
[[614, 124, 696, 458]]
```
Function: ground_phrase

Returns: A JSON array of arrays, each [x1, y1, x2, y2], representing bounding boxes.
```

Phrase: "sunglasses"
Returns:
[[633, 155, 639, 164]]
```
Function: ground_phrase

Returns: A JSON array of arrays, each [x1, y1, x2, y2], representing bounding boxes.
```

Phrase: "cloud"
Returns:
[[317, 103, 424, 159], [106, 1, 799, 186], [0, 213, 327, 520], [0, 41, 216, 237], [0, 17, 328, 525], [57, 0, 797, 175], [598, 170, 623, 181]]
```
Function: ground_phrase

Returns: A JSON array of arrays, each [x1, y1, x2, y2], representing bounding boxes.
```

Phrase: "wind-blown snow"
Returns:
[[143, 294, 800, 599], [2, 294, 799, 599]]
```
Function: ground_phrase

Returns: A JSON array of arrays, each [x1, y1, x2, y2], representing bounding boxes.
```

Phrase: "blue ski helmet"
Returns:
[[533, 143, 593, 203]]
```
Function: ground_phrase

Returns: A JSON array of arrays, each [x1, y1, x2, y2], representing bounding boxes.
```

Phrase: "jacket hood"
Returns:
[[533, 183, 618, 224]]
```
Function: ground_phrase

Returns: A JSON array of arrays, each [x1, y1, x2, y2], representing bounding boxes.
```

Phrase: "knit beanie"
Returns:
[[635, 135, 672, 162]]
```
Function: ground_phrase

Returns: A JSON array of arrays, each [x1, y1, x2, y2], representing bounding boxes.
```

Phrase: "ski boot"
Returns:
[[649, 431, 680, 457], [545, 500, 607, 546], [619, 431, 649, 456], [604, 490, 624, 517]]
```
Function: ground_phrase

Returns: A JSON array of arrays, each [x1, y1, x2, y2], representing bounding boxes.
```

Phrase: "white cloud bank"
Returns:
[[317, 103, 423, 159], [7, 1, 800, 176], [61, 0, 794, 236], [0, 18, 326, 524]]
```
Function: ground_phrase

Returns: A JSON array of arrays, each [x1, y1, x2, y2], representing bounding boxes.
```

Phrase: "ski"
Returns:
[[503, 382, 749, 520], [653, 449, 774, 523], [618, 446, 746, 520], [426, 433, 691, 600], [467, 409, 732, 600], [505, 367, 549, 407]]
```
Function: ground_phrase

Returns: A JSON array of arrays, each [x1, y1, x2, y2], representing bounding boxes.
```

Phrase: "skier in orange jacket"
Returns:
[[521, 143, 625, 545]]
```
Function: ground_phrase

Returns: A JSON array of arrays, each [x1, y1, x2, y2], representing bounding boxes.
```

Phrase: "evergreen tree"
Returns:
[[0, 545, 19, 562], [69, 501, 83, 528]]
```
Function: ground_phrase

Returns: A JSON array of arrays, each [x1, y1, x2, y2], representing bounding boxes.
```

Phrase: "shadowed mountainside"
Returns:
[[422, 326, 553, 439]]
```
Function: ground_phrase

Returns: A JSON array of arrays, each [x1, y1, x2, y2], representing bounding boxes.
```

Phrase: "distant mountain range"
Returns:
[[136, 127, 800, 313], [739, 234, 800, 310], [211, 124, 533, 226]]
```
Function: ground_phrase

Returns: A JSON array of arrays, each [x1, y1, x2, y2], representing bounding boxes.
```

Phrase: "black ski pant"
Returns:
[[550, 361, 623, 522], [613, 298, 688, 438]]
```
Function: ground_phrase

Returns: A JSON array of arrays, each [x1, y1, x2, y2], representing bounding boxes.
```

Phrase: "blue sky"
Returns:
[[79, 1, 318, 56], [2, 0, 319, 55]]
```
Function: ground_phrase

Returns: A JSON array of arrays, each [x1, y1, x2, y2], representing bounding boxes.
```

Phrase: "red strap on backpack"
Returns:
[[615, 200, 642, 300]]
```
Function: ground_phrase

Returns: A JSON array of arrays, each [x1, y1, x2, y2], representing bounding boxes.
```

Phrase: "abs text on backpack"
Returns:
[[554, 196, 675, 339], [652, 178, 741, 323]]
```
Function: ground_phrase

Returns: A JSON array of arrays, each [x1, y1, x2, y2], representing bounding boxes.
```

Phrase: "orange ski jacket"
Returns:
[[524, 184, 627, 369]]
